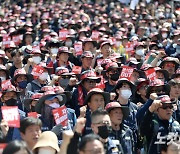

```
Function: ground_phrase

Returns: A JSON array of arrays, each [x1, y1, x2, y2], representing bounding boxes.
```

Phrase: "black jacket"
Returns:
[[140, 110, 180, 154]]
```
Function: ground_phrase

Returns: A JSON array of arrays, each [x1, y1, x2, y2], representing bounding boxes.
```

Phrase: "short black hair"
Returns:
[[91, 109, 108, 123], [79, 134, 101, 151], [11, 49, 23, 58], [19, 117, 42, 134], [2, 140, 32, 154]]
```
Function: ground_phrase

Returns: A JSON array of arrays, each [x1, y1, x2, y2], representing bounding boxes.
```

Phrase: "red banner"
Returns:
[[12, 35, 22, 46], [97, 59, 104, 66], [96, 76, 105, 89], [52, 106, 68, 127], [59, 29, 69, 41], [125, 42, 134, 53], [145, 68, 157, 81], [1, 106, 20, 128], [74, 42, 83, 56], [1, 80, 13, 91], [31, 65, 44, 78], [2, 35, 11, 48], [28, 112, 39, 118], [120, 66, 134, 80], [91, 31, 99, 40]]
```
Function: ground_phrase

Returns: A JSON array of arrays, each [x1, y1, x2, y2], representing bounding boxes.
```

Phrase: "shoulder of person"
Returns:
[[129, 101, 138, 110], [67, 107, 75, 114]]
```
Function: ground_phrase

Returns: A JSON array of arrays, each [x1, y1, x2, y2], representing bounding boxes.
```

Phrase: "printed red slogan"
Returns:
[[120, 66, 134, 80], [52, 106, 68, 127], [28, 112, 39, 118], [1, 106, 20, 128], [145, 68, 157, 81], [59, 29, 69, 41]]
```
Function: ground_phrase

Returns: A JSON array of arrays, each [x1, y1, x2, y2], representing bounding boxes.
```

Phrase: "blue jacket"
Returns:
[[109, 124, 134, 154], [121, 101, 138, 153], [140, 110, 180, 154], [41, 107, 77, 145], [26, 80, 47, 94], [83, 108, 92, 136], [105, 137, 120, 154], [136, 99, 154, 125], [70, 85, 88, 117]]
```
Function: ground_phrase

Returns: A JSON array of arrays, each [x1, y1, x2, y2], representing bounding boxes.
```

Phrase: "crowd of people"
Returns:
[[0, 0, 179, 154]]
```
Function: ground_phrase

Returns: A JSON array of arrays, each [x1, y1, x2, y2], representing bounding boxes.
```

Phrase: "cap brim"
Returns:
[[78, 77, 101, 85], [35, 94, 66, 114], [107, 106, 130, 119], [84, 91, 110, 105], [11, 74, 33, 86], [112, 79, 136, 94]]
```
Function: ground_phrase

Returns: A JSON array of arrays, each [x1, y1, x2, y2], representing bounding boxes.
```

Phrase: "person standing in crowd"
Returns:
[[78, 134, 105, 154], [140, 95, 180, 154], [2, 140, 32, 154], [0, 0, 179, 153], [33, 131, 60, 154], [9, 49, 25, 78], [80, 88, 110, 135], [105, 102, 134, 154], [70, 70, 101, 116], [35, 91, 77, 145], [104, 62, 121, 92], [168, 79, 180, 123], [91, 109, 120, 154], [112, 78, 139, 152], [48, 46, 74, 73], [19, 117, 42, 150]]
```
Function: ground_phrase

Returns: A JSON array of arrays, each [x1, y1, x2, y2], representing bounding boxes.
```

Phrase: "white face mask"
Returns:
[[39, 72, 49, 81], [51, 48, 58, 54], [65, 41, 72, 47], [49, 102, 60, 108], [38, 147, 56, 154], [162, 33, 168, 38], [120, 89, 132, 99], [136, 49, 144, 56], [0, 76, 6, 82], [151, 27, 156, 32], [32, 56, 41, 64]]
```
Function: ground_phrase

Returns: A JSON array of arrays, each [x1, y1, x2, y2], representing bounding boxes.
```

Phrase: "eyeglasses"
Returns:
[[84, 79, 96, 84], [164, 63, 175, 68], [93, 121, 110, 125], [108, 69, 118, 74], [61, 75, 72, 79], [160, 105, 174, 110]]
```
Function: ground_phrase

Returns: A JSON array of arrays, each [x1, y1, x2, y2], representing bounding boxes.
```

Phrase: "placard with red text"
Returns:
[[1, 106, 20, 128]]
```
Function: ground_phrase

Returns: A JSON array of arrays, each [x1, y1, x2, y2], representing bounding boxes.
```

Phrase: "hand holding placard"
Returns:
[[1, 106, 20, 128]]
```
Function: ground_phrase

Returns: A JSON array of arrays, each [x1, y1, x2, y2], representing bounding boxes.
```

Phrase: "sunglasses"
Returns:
[[164, 63, 175, 67], [61, 75, 72, 79], [160, 105, 174, 110], [84, 79, 96, 84], [108, 69, 119, 74]]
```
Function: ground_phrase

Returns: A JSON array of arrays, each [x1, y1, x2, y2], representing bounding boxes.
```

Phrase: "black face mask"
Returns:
[[110, 73, 119, 81], [98, 125, 112, 139], [43, 104, 54, 120], [31, 106, 35, 112], [5, 98, 17, 106]]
